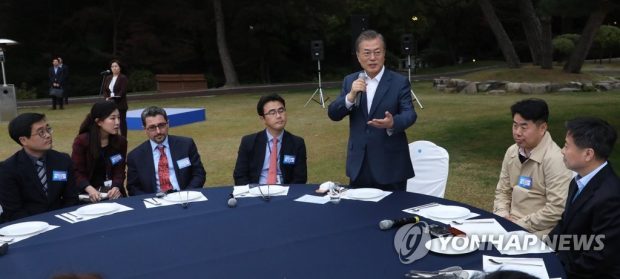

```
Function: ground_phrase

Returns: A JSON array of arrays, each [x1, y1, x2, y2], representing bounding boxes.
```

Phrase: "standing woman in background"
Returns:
[[103, 59, 128, 137], [71, 101, 128, 203]]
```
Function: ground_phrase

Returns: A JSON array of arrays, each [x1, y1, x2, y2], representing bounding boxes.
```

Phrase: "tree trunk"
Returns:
[[518, 0, 543, 65], [540, 16, 553, 69], [563, 0, 610, 73], [478, 0, 521, 68], [212, 0, 239, 87]]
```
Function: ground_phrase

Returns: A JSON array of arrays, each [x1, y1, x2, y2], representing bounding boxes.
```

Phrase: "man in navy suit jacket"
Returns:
[[126, 106, 206, 196], [0, 113, 78, 222], [328, 30, 416, 191], [549, 117, 620, 278], [233, 94, 307, 185]]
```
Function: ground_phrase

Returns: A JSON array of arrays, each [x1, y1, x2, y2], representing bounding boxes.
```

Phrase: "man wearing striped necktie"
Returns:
[[233, 94, 307, 186], [0, 113, 78, 222]]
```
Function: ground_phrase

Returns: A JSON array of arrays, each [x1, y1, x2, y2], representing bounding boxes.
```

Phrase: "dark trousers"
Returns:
[[349, 152, 406, 191], [51, 96, 63, 109], [119, 109, 127, 137]]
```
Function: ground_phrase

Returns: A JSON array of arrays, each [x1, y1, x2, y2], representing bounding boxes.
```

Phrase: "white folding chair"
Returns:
[[406, 140, 450, 198]]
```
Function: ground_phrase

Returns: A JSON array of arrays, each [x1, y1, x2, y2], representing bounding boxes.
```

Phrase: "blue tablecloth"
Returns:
[[0, 185, 565, 278]]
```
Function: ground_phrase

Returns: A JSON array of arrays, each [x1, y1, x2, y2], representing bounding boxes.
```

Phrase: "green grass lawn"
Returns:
[[1, 83, 619, 212]]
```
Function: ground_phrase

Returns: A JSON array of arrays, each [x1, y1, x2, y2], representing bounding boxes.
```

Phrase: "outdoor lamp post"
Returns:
[[0, 38, 18, 122], [0, 39, 18, 86]]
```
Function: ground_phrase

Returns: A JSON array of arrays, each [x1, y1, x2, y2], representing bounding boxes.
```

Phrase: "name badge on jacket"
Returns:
[[52, 170, 68, 182], [110, 154, 123, 165], [283, 155, 296, 165], [517, 175, 532, 190], [177, 157, 191, 169]]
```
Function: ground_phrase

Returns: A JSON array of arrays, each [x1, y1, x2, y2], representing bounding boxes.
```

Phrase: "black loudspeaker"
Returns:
[[401, 34, 413, 55], [310, 40, 324, 61], [351, 15, 369, 53]]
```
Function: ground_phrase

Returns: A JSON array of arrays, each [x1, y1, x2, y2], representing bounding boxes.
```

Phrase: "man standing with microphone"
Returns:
[[328, 30, 417, 191]]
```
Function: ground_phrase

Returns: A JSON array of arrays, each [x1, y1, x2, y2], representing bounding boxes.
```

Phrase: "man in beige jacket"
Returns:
[[493, 98, 573, 237]]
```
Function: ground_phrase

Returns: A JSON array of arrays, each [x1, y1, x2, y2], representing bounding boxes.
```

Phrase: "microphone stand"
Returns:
[[98, 74, 107, 96], [304, 59, 329, 108], [406, 53, 424, 109]]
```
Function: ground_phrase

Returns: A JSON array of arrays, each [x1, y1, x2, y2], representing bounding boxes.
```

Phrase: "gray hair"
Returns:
[[141, 106, 168, 126], [355, 29, 385, 52]]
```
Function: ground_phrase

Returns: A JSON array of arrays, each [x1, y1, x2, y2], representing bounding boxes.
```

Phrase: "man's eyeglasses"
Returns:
[[263, 107, 286, 117], [32, 127, 53, 138], [361, 50, 384, 58], [145, 122, 168, 132]]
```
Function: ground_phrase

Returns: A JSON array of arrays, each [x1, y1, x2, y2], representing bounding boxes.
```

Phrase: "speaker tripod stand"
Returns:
[[304, 59, 329, 108], [406, 54, 423, 109]]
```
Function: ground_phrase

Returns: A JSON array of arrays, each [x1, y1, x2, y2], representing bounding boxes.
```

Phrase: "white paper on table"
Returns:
[[143, 192, 208, 208], [232, 185, 289, 198], [340, 191, 391, 202], [483, 255, 549, 279], [55, 203, 133, 223], [403, 204, 480, 224], [2, 225, 59, 244], [295, 194, 331, 204], [78, 193, 108, 202], [495, 230, 554, 255]]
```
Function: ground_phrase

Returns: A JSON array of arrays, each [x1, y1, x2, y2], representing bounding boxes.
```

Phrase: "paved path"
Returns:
[[17, 65, 501, 108]]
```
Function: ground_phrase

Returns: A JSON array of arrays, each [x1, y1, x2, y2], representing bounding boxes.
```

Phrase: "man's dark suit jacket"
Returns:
[[549, 164, 620, 278], [233, 130, 307, 185], [48, 66, 65, 89], [126, 135, 206, 196], [0, 149, 78, 222], [103, 74, 128, 111], [327, 69, 416, 185]]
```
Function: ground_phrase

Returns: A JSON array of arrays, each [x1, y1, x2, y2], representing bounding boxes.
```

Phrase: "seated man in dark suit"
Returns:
[[233, 94, 307, 185], [126, 106, 206, 196], [548, 117, 620, 278], [0, 113, 78, 222]]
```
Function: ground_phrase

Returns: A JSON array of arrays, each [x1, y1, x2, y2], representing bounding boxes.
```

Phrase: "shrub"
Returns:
[[16, 82, 38, 99], [128, 69, 156, 92]]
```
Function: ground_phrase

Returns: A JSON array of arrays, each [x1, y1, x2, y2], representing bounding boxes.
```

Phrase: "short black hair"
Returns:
[[257, 94, 285, 116], [511, 98, 549, 123], [566, 117, 617, 160], [8, 113, 46, 145], [141, 106, 168, 126]]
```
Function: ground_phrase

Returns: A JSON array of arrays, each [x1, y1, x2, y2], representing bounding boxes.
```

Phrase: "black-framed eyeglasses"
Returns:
[[31, 127, 53, 138], [145, 122, 168, 132], [263, 107, 286, 117]]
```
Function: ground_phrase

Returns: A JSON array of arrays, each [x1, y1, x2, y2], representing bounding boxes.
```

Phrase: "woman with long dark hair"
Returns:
[[71, 101, 127, 203], [103, 59, 129, 137]]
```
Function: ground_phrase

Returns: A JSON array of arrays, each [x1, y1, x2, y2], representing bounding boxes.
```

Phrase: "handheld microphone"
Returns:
[[100, 69, 111, 75], [354, 72, 366, 107], [227, 193, 237, 208], [379, 215, 420, 230]]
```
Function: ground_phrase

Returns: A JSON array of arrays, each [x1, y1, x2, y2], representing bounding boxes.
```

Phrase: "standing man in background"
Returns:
[[327, 30, 417, 191], [48, 58, 65, 110], [58, 56, 69, 105]]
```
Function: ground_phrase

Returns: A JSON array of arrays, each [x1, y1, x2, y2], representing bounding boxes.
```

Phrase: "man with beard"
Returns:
[[126, 106, 206, 195]]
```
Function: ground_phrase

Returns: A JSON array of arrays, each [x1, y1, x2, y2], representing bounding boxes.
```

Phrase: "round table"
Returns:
[[0, 185, 565, 278]]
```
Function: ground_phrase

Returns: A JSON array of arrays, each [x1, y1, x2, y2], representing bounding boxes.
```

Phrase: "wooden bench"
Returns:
[[155, 74, 208, 92]]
